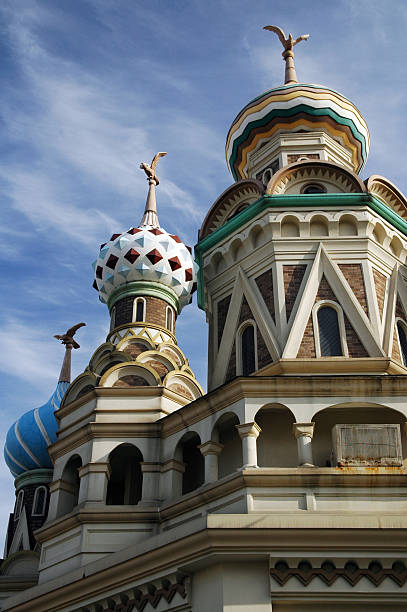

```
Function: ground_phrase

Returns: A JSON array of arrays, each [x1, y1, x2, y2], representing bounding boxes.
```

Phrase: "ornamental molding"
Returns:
[[200, 179, 264, 238], [266, 160, 366, 195], [366, 174, 407, 221], [270, 558, 407, 587]]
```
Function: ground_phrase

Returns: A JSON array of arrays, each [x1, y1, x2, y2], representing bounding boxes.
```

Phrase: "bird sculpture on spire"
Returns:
[[54, 322, 86, 349], [140, 152, 167, 186], [263, 25, 309, 84], [139, 152, 167, 227]]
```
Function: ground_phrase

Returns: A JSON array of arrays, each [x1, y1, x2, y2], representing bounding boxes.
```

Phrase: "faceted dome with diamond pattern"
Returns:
[[92, 224, 197, 311]]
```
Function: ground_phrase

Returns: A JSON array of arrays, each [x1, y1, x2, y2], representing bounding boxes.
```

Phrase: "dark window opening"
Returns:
[[182, 434, 204, 495], [397, 322, 407, 366], [135, 300, 145, 322], [317, 306, 343, 356], [241, 325, 256, 375], [106, 445, 143, 505], [32, 487, 47, 516], [303, 183, 326, 194]]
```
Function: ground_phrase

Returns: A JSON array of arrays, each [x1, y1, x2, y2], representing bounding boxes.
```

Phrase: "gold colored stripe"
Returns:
[[235, 118, 360, 178], [226, 89, 369, 152]]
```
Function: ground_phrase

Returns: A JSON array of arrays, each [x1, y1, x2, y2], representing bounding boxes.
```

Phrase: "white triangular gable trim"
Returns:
[[383, 265, 398, 356], [212, 268, 281, 388], [283, 245, 385, 358], [9, 506, 31, 555]]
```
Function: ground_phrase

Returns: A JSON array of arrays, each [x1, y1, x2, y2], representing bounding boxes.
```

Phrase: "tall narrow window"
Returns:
[[241, 324, 256, 375], [166, 306, 174, 332], [32, 486, 47, 516], [134, 298, 145, 322], [14, 491, 24, 521], [397, 321, 407, 366], [317, 306, 342, 356]]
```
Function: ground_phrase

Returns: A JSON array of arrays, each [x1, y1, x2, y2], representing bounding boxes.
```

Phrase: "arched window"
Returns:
[[166, 306, 174, 332], [397, 321, 407, 366], [106, 444, 143, 505], [316, 305, 343, 356], [302, 183, 327, 194], [133, 298, 146, 322], [238, 322, 256, 375], [57, 455, 82, 517], [181, 433, 204, 495], [32, 486, 47, 516], [14, 491, 24, 521]]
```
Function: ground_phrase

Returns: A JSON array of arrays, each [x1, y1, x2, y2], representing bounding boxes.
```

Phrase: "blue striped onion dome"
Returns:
[[4, 381, 69, 478], [226, 83, 370, 180]]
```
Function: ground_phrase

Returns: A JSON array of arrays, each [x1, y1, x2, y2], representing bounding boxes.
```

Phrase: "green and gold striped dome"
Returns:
[[226, 83, 370, 181]]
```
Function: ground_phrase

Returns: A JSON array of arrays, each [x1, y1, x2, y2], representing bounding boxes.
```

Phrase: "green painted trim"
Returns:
[[228, 104, 367, 180], [15, 469, 53, 490], [107, 281, 180, 313], [195, 192, 407, 309]]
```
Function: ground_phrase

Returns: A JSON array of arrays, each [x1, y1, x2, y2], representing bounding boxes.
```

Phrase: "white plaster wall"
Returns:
[[192, 561, 272, 611]]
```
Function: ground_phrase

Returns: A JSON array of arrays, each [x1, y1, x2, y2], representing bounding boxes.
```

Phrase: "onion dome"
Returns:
[[4, 381, 69, 478], [3, 325, 84, 478], [226, 27, 369, 181], [226, 83, 370, 181], [92, 154, 197, 313]]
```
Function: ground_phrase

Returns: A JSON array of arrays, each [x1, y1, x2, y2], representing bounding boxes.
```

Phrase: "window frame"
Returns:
[[166, 306, 174, 332], [133, 297, 146, 323], [14, 490, 24, 521], [236, 319, 258, 376], [32, 485, 47, 517], [109, 305, 116, 331], [312, 300, 348, 358]]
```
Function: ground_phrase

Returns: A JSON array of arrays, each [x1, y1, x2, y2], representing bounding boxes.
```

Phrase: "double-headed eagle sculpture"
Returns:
[[54, 322, 86, 349], [264, 25, 309, 84], [140, 152, 167, 185]]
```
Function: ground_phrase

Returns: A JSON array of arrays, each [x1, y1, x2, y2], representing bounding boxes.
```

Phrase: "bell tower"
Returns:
[[196, 29, 407, 392]]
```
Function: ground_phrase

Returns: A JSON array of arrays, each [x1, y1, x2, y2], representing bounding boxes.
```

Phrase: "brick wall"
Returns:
[[339, 264, 368, 315], [113, 296, 176, 331], [225, 296, 272, 381], [373, 269, 387, 320], [217, 294, 231, 347], [283, 265, 307, 321], [255, 268, 275, 322], [7, 483, 50, 554], [297, 275, 368, 358]]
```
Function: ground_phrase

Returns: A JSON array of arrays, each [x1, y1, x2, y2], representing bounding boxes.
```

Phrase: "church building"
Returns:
[[1, 26, 407, 612]]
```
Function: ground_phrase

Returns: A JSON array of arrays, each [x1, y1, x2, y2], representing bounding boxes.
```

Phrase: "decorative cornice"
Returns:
[[14, 469, 53, 491], [10, 512, 407, 612], [270, 559, 407, 587], [195, 192, 407, 308]]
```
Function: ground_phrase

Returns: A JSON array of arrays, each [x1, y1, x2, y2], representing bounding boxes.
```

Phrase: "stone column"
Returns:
[[160, 459, 185, 501], [78, 462, 111, 505], [140, 463, 161, 505], [236, 422, 262, 468], [199, 441, 223, 484], [47, 479, 78, 521], [292, 423, 315, 467]]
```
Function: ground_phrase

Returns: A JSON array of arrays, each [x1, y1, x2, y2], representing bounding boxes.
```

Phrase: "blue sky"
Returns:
[[1, 0, 407, 544]]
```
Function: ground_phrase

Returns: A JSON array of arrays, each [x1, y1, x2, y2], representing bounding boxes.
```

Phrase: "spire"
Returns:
[[58, 345, 72, 383], [139, 152, 167, 228], [263, 25, 309, 85], [54, 322, 86, 383]]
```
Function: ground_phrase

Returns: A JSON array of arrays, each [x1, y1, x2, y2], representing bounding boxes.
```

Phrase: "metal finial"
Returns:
[[139, 152, 167, 227], [263, 25, 309, 84]]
